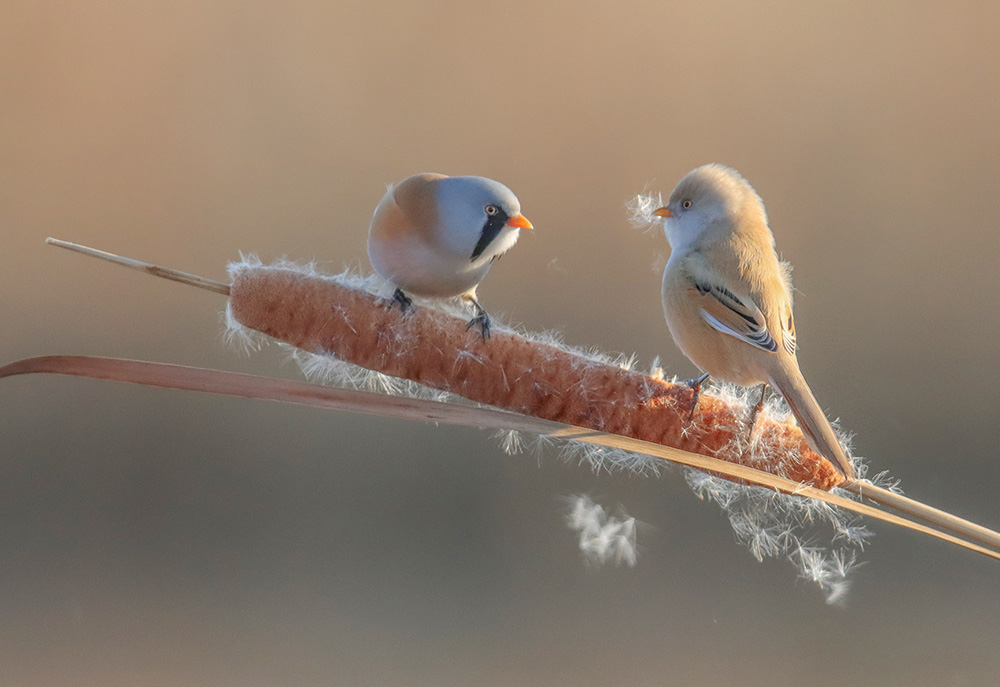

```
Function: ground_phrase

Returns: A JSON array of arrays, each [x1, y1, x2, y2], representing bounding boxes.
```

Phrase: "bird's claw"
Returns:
[[467, 312, 491, 341], [686, 372, 710, 421], [745, 384, 767, 438], [391, 288, 413, 314]]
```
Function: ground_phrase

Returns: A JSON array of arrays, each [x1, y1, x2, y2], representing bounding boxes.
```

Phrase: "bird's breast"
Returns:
[[368, 231, 492, 298], [661, 265, 769, 386]]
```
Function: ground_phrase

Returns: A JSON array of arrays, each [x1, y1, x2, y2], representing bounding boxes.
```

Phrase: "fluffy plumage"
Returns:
[[656, 164, 854, 478], [367, 174, 530, 338]]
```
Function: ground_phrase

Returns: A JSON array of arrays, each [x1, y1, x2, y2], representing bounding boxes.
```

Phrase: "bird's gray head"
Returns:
[[435, 175, 532, 261], [653, 164, 767, 252]]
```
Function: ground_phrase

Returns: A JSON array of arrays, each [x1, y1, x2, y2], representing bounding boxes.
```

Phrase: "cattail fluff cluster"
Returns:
[[566, 495, 638, 567], [626, 191, 666, 230], [223, 256, 883, 601]]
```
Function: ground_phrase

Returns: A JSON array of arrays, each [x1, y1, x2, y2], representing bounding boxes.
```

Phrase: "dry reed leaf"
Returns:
[[1, 354, 997, 562]]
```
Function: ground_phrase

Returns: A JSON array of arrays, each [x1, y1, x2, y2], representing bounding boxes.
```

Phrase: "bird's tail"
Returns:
[[768, 360, 855, 480]]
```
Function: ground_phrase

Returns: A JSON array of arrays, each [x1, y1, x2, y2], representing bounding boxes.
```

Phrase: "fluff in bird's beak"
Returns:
[[507, 214, 534, 230]]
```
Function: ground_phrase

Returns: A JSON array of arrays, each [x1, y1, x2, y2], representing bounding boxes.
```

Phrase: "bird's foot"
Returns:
[[464, 296, 491, 341], [745, 383, 767, 440], [391, 288, 414, 314], [686, 372, 710, 421], [466, 311, 491, 341]]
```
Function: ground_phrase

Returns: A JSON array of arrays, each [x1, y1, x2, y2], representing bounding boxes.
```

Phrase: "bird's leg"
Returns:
[[391, 288, 414, 314], [465, 296, 491, 341], [745, 383, 768, 438], [686, 372, 710, 421]]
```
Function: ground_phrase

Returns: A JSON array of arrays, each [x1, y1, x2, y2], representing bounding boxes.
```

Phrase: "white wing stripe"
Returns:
[[701, 310, 778, 353], [783, 332, 796, 356]]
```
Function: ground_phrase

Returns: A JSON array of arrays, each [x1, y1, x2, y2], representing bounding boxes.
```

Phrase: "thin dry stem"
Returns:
[[841, 480, 1000, 555], [46, 238, 231, 295]]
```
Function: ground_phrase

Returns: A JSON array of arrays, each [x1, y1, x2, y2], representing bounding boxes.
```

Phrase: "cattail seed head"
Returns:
[[227, 259, 844, 490]]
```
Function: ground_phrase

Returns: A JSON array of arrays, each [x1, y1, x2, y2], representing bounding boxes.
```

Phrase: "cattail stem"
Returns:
[[45, 238, 231, 295], [45, 238, 839, 488]]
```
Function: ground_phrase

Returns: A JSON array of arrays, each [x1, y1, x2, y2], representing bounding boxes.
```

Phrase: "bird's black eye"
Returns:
[[682, 199, 693, 210], [485, 204, 499, 216]]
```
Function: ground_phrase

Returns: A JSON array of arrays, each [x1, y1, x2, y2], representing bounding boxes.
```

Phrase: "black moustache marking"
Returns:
[[471, 210, 510, 261]]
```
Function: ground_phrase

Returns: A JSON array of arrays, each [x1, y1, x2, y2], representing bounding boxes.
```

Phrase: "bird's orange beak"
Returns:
[[652, 206, 672, 218], [507, 213, 534, 230]]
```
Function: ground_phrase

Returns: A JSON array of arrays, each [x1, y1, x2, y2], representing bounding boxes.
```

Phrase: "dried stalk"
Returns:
[[44, 238, 231, 295]]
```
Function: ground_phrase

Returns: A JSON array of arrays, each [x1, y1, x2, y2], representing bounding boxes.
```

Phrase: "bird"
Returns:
[[653, 163, 855, 479], [367, 173, 532, 339]]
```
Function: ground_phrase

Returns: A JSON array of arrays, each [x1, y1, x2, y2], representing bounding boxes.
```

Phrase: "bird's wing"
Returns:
[[688, 277, 779, 353]]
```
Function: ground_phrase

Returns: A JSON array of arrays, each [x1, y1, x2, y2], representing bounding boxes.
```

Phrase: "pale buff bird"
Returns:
[[367, 173, 532, 338], [654, 164, 855, 479]]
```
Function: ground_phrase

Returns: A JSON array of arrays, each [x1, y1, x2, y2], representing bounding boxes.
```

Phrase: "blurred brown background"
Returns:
[[2, 2, 1000, 685]]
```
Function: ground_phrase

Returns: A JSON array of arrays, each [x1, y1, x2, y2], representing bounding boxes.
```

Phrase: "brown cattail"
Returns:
[[228, 261, 844, 490]]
